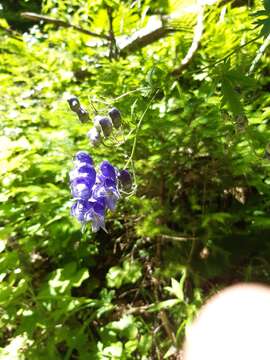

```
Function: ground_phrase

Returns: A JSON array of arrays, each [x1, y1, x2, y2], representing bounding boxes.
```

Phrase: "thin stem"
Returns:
[[0, 25, 22, 41], [187, 230, 197, 265], [91, 87, 150, 106], [107, 6, 117, 59], [89, 100, 98, 114], [172, 4, 205, 76], [113, 87, 150, 101], [21, 12, 109, 40], [160, 234, 197, 242], [199, 35, 261, 74], [124, 90, 158, 169]]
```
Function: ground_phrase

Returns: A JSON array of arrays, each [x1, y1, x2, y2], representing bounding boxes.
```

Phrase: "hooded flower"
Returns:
[[118, 169, 132, 190], [70, 158, 96, 200], [100, 160, 116, 181], [71, 200, 91, 222], [85, 198, 107, 232], [92, 178, 120, 211], [94, 116, 113, 138], [74, 151, 93, 165], [70, 177, 94, 200], [69, 152, 130, 232], [87, 127, 101, 147], [108, 107, 121, 129]]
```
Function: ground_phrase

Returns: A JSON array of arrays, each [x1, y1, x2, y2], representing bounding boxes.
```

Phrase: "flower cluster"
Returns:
[[67, 96, 122, 147], [70, 151, 132, 232], [88, 107, 122, 147]]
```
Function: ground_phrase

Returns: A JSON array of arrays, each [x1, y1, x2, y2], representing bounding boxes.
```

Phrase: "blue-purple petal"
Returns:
[[70, 163, 96, 184], [87, 127, 101, 147], [84, 201, 107, 232], [74, 151, 93, 165], [100, 160, 116, 180], [71, 200, 91, 222], [104, 178, 117, 189], [93, 201, 105, 216], [71, 178, 93, 200], [105, 192, 118, 211], [91, 213, 107, 233]]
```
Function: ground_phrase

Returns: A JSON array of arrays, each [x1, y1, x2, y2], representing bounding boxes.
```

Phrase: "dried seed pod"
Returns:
[[94, 115, 113, 138], [77, 107, 90, 123], [87, 127, 101, 147], [67, 96, 81, 112], [108, 107, 121, 129]]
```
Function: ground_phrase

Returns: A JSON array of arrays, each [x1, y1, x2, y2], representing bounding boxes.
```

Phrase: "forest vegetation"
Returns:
[[1, 0, 270, 358]]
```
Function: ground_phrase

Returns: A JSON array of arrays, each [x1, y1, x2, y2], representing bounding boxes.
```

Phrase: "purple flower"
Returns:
[[104, 187, 120, 211], [77, 107, 89, 123], [118, 170, 132, 190], [69, 163, 96, 182], [71, 177, 93, 200], [74, 151, 93, 165], [85, 198, 107, 232], [67, 97, 89, 122], [108, 107, 121, 129], [100, 160, 116, 181], [67, 96, 80, 112], [99, 117, 113, 138], [69, 150, 125, 232], [87, 127, 101, 147], [92, 180, 120, 211], [71, 200, 91, 222], [94, 116, 113, 138]]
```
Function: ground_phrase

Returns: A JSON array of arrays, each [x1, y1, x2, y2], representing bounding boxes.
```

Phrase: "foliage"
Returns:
[[1, 0, 270, 358]]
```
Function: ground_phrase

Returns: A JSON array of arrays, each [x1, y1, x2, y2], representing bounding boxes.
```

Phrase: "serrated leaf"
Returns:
[[227, 70, 256, 88]]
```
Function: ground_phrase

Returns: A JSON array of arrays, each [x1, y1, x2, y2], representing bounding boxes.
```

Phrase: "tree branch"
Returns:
[[160, 234, 197, 242], [248, 33, 270, 75], [0, 25, 22, 41], [171, 5, 205, 77], [119, 26, 176, 56], [106, 6, 117, 59], [21, 12, 110, 40]]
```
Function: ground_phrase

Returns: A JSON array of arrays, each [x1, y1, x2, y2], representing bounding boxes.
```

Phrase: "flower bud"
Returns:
[[67, 96, 81, 112], [87, 127, 101, 147], [108, 107, 121, 129], [118, 169, 132, 190], [94, 115, 113, 138], [77, 107, 90, 123], [93, 115, 103, 131]]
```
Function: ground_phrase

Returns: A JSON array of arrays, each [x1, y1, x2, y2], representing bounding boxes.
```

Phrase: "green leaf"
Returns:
[[264, 0, 270, 12], [221, 77, 244, 116], [106, 260, 142, 288], [39, 263, 89, 297], [148, 299, 181, 312], [102, 342, 123, 357]]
